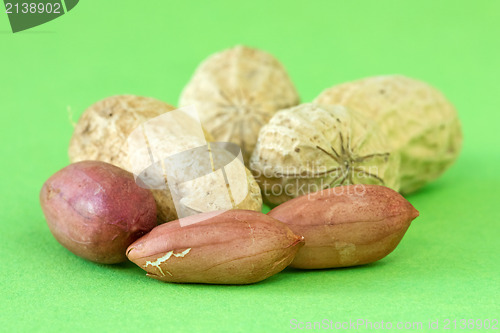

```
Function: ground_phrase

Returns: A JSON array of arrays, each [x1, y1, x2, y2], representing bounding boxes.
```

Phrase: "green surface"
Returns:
[[1, 1, 499, 332]]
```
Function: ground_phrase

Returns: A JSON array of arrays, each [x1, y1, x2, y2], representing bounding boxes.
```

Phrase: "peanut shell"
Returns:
[[314, 75, 462, 193], [179, 45, 300, 164], [250, 103, 400, 205], [69, 95, 184, 167]]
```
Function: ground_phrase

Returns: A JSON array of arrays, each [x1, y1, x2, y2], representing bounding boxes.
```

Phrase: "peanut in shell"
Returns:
[[315, 75, 462, 194], [179, 45, 300, 164]]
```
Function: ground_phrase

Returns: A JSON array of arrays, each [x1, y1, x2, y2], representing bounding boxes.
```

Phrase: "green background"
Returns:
[[1, 1, 499, 332]]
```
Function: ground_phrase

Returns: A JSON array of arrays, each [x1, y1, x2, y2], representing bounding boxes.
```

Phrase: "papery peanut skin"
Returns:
[[40, 161, 157, 264], [268, 185, 419, 269], [126, 210, 304, 284]]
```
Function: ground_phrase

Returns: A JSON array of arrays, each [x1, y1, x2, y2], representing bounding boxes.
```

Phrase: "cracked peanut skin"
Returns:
[[126, 210, 304, 284], [314, 75, 462, 194], [40, 161, 157, 264], [179, 45, 300, 164], [250, 103, 400, 205], [268, 185, 419, 269]]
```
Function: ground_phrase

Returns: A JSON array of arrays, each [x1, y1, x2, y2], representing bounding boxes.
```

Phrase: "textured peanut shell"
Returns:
[[179, 45, 300, 164], [268, 185, 419, 269], [40, 161, 157, 264], [69, 95, 183, 167], [149, 162, 261, 223], [250, 103, 400, 205], [126, 210, 304, 284], [314, 75, 462, 194], [68, 95, 262, 222], [128, 135, 262, 221]]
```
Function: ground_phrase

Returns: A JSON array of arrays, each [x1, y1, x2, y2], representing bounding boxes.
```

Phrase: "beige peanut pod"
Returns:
[[133, 142, 263, 219], [126, 210, 304, 284], [179, 45, 300, 164], [314, 75, 462, 194], [268, 185, 419, 269], [69, 95, 184, 166], [250, 103, 400, 205]]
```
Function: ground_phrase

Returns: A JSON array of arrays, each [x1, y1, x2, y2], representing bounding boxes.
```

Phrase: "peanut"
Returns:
[[40, 161, 157, 264], [268, 185, 419, 269], [126, 210, 304, 284]]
